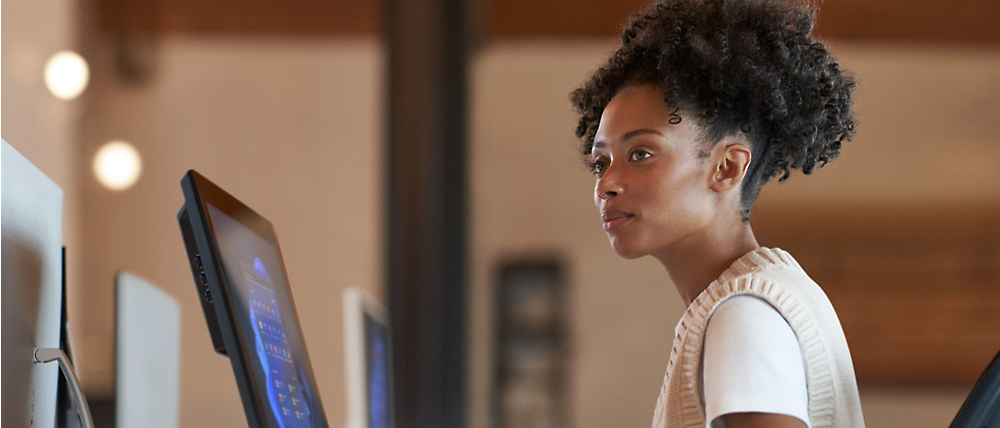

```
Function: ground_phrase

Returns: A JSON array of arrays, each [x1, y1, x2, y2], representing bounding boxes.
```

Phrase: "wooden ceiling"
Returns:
[[101, 0, 1000, 44]]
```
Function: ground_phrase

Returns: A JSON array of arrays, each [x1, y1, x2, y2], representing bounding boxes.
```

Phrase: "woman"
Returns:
[[570, 1, 865, 427]]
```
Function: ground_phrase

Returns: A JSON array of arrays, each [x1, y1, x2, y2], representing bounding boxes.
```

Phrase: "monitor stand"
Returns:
[[34, 348, 94, 428]]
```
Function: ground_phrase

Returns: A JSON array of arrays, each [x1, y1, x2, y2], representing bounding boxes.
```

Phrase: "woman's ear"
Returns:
[[708, 141, 752, 193]]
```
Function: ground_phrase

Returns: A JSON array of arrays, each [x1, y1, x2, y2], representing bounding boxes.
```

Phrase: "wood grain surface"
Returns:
[[752, 204, 1000, 386]]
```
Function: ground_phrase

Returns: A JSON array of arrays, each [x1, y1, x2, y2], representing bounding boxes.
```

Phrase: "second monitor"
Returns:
[[343, 287, 395, 428], [178, 170, 328, 428]]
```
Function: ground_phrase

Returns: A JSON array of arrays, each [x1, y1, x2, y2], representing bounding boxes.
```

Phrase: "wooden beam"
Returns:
[[489, 0, 644, 38], [99, 0, 381, 34], [812, 0, 1000, 45], [488, 0, 1000, 44], [99, 0, 999, 44]]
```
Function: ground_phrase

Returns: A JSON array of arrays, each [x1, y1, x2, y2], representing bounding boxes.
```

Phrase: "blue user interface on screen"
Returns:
[[208, 204, 315, 428], [365, 314, 390, 428]]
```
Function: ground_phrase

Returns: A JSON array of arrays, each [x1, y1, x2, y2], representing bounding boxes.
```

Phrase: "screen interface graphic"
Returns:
[[365, 314, 390, 428], [208, 204, 315, 428], [249, 271, 311, 427]]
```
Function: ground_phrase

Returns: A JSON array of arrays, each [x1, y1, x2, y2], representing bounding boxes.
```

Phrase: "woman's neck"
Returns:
[[653, 220, 760, 307]]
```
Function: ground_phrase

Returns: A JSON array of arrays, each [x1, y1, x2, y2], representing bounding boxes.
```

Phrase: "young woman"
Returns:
[[570, 1, 865, 427]]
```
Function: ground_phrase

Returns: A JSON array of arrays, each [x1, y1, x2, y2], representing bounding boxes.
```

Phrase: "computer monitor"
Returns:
[[178, 170, 328, 428], [342, 287, 395, 428], [2, 139, 65, 428], [115, 271, 180, 428]]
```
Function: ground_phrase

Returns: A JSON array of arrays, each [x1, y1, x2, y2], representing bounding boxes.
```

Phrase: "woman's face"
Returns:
[[591, 84, 715, 259]]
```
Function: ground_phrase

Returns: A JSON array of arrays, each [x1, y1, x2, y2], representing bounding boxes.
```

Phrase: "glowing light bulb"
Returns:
[[94, 141, 142, 191], [44, 51, 90, 100]]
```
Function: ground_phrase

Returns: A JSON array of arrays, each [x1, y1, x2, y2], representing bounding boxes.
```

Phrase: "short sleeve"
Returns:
[[702, 295, 810, 428]]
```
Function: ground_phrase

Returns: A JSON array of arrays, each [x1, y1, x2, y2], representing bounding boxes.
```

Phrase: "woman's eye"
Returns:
[[589, 159, 609, 175], [630, 150, 651, 161]]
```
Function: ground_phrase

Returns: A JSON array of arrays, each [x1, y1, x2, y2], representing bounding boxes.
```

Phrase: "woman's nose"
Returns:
[[595, 168, 622, 200]]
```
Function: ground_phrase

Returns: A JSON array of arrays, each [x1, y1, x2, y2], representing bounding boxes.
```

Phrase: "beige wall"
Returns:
[[469, 41, 685, 428], [469, 41, 999, 428], [74, 36, 384, 427], [754, 44, 1000, 206], [1, 0, 85, 358]]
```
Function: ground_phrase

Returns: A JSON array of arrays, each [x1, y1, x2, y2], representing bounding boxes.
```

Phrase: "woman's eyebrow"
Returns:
[[593, 128, 663, 151], [621, 128, 664, 141]]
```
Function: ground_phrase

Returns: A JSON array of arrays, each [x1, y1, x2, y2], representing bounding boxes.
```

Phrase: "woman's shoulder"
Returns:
[[711, 295, 786, 326], [702, 247, 828, 307], [706, 295, 795, 343]]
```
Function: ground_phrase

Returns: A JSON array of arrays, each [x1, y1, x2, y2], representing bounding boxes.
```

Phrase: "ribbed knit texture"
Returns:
[[651, 247, 865, 428]]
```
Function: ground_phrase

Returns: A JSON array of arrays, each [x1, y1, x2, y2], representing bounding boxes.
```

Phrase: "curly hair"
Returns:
[[571, 0, 856, 220]]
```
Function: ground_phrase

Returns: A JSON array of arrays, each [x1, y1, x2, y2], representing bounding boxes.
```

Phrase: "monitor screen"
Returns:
[[343, 287, 394, 428], [364, 314, 390, 428], [207, 203, 316, 427]]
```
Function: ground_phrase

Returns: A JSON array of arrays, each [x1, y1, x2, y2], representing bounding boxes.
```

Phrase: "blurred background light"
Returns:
[[93, 141, 142, 191], [44, 50, 90, 100]]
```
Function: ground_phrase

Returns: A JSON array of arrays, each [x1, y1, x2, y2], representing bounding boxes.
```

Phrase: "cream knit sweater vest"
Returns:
[[652, 247, 865, 428]]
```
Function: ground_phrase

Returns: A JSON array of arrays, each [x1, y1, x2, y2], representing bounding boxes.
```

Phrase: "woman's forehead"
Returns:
[[595, 85, 693, 146]]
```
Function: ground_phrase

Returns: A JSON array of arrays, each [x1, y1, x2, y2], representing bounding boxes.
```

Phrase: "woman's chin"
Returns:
[[610, 239, 647, 259]]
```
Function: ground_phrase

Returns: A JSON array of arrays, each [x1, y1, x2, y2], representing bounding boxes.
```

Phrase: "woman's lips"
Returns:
[[601, 209, 634, 232]]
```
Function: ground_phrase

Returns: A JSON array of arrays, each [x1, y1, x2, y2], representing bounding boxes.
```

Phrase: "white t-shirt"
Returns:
[[702, 295, 810, 428]]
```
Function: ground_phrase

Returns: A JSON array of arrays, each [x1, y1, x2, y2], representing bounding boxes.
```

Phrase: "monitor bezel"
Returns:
[[179, 169, 327, 428]]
